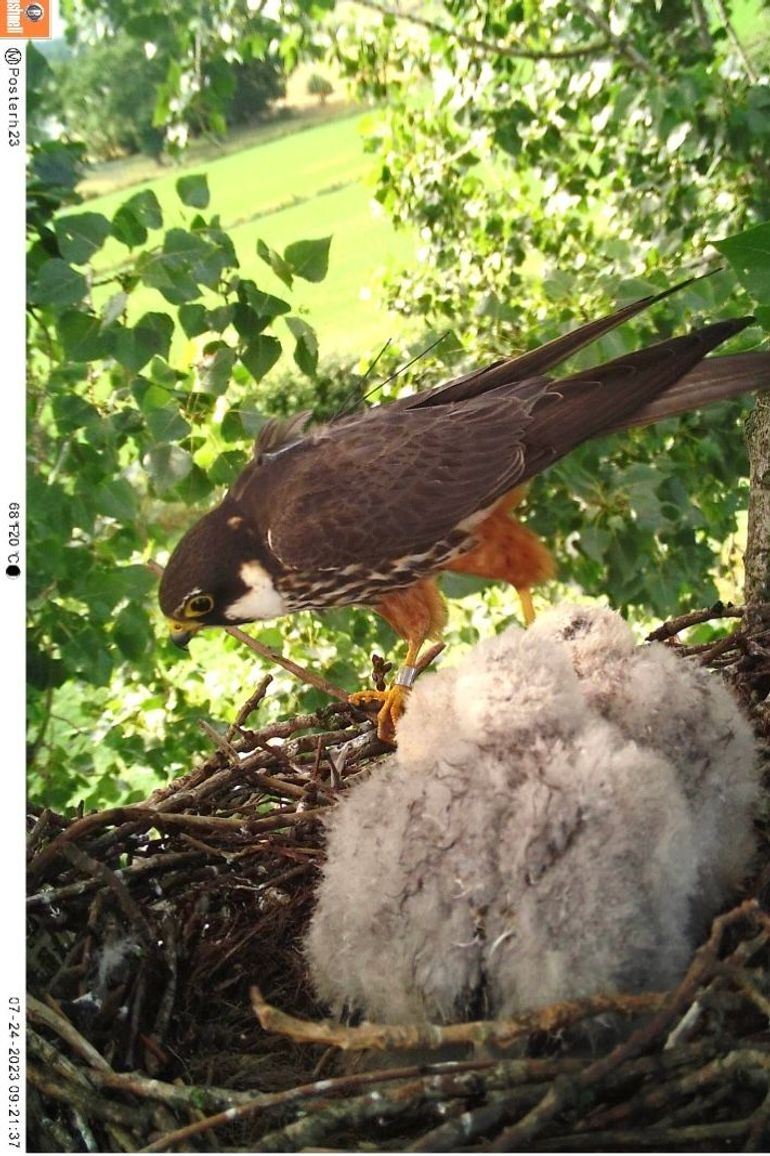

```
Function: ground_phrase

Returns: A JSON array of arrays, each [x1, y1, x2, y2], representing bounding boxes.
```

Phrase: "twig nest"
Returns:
[[306, 606, 760, 1025]]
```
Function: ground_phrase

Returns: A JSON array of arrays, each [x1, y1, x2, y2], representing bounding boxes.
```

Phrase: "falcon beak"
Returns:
[[168, 620, 200, 649]]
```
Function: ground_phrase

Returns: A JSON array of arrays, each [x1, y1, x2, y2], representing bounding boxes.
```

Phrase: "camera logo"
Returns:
[[1, 0, 51, 37]]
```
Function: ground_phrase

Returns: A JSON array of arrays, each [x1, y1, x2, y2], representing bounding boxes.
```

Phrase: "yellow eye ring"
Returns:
[[185, 593, 214, 617]]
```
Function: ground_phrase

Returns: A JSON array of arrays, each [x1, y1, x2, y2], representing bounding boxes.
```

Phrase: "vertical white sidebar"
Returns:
[[0, 36, 25, 1156]]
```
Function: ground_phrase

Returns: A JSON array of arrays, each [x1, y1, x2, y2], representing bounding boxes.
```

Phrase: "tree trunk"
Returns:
[[744, 393, 770, 624]]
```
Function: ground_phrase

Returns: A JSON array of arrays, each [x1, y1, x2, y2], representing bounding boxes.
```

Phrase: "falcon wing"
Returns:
[[402, 274, 706, 409], [231, 389, 545, 571], [230, 318, 760, 574]]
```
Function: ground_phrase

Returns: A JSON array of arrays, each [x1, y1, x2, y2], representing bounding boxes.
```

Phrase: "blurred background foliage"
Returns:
[[27, 0, 770, 811]]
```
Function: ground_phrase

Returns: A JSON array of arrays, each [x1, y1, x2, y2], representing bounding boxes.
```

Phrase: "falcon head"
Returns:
[[158, 500, 286, 647]]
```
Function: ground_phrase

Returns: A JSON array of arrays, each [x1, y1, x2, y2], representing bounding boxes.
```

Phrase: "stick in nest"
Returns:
[[147, 558, 350, 702], [147, 558, 445, 709], [249, 986, 666, 1052]]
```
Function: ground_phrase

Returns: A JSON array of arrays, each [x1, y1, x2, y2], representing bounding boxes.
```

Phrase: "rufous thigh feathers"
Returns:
[[369, 491, 552, 648], [445, 489, 555, 590], [373, 577, 448, 647]]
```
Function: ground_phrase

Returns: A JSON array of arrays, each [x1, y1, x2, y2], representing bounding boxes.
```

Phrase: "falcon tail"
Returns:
[[606, 352, 770, 433], [409, 272, 768, 422], [517, 316, 767, 482]]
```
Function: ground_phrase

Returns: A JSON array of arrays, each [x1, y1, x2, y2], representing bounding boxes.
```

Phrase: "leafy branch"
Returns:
[[352, 0, 612, 61]]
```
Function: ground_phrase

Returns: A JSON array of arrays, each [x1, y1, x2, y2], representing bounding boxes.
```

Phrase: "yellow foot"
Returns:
[[518, 587, 536, 626], [349, 683, 411, 744]]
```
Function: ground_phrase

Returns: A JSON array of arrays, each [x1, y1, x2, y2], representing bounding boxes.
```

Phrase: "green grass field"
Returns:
[[82, 0, 769, 364], [85, 111, 418, 359]]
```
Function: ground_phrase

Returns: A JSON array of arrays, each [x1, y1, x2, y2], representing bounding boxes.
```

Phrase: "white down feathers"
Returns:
[[305, 606, 759, 1024]]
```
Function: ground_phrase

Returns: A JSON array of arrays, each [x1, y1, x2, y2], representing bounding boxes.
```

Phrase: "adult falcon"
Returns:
[[159, 279, 770, 739]]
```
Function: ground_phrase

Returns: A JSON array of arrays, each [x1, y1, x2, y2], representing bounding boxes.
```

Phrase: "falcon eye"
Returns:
[[185, 593, 214, 617]]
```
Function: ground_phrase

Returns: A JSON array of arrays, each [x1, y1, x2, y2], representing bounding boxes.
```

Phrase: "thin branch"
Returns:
[[250, 985, 665, 1051], [691, 0, 714, 52], [717, 961, 770, 1019], [646, 601, 745, 641], [27, 1064, 143, 1128], [227, 674, 273, 738], [570, 0, 655, 74], [28, 804, 328, 880], [198, 718, 241, 761], [415, 640, 445, 673], [228, 623, 351, 702], [352, 0, 611, 61], [711, 0, 759, 81], [27, 998, 115, 1073], [137, 1062, 478, 1152], [488, 900, 764, 1149], [27, 850, 205, 909], [146, 558, 350, 702]]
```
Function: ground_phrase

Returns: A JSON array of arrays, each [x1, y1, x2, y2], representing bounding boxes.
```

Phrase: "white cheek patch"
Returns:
[[224, 561, 288, 622]]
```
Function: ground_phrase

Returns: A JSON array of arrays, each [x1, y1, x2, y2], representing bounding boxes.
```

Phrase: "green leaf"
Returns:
[[232, 301, 261, 340], [123, 189, 163, 229], [206, 305, 233, 332], [620, 464, 665, 532], [207, 226, 238, 268], [256, 238, 294, 289], [132, 378, 173, 412], [143, 444, 193, 493], [208, 450, 248, 484], [113, 603, 153, 661], [243, 282, 292, 320], [577, 524, 610, 564], [241, 335, 282, 380], [199, 344, 236, 395], [146, 405, 191, 443], [60, 628, 115, 685], [107, 564, 157, 600], [101, 291, 128, 327], [137, 229, 230, 305], [286, 316, 319, 375], [27, 646, 66, 692], [173, 463, 216, 502], [136, 249, 200, 303], [179, 303, 208, 337], [756, 305, 770, 332], [746, 85, 770, 136], [715, 221, 770, 305], [440, 573, 492, 598], [29, 139, 83, 203], [234, 282, 291, 337], [93, 479, 138, 522], [176, 173, 210, 209], [30, 259, 87, 307], [55, 212, 112, 264], [26, 42, 52, 109], [112, 205, 146, 248], [239, 406, 271, 437], [284, 235, 331, 282], [137, 312, 174, 360], [115, 312, 174, 373], [163, 228, 228, 289], [51, 394, 100, 433], [220, 407, 245, 442], [57, 311, 112, 361], [112, 190, 163, 248]]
